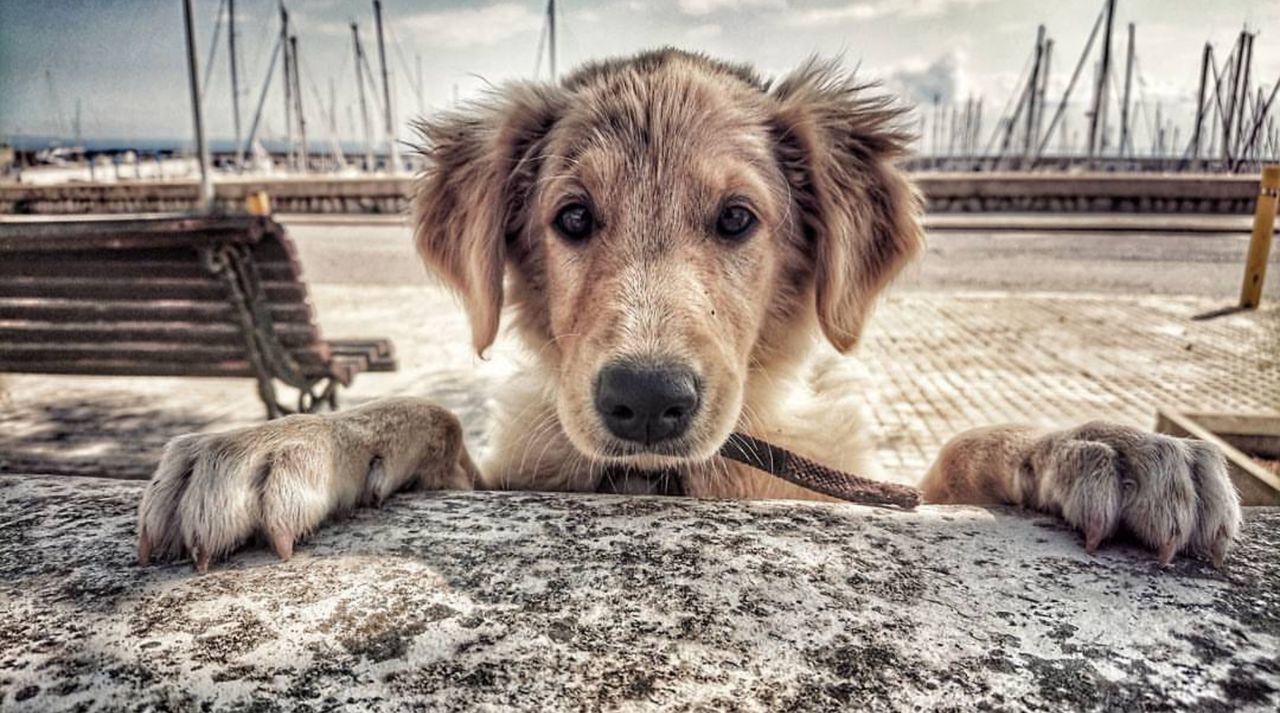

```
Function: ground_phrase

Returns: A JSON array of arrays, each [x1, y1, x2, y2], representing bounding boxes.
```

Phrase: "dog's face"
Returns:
[[415, 51, 923, 468]]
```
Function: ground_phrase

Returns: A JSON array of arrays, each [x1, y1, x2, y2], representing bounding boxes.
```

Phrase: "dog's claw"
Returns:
[[270, 529, 295, 561], [138, 529, 152, 566], [1084, 530, 1104, 555], [193, 545, 211, 573], [1211, 527, 1232, 569], [1017, 423, 1242, 568]]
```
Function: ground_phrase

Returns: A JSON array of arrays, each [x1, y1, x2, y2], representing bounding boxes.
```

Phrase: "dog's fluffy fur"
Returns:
[[414, 50, 920, 498], [139, 50, 1240, 572]]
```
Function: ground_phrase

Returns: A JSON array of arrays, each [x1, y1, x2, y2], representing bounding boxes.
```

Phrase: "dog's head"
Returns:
[[415, 50, 922, 467]]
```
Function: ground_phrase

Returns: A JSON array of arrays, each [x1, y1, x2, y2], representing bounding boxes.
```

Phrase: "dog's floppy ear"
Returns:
[[413, 84, 565, 355], [770, 59, 925, 353]]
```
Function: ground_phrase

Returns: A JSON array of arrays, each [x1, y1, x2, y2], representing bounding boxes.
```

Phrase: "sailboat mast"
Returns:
[[182, 0, 213, 211], [548, 0, 557, 81], [1087, 0, 1116, 158], [1023, 25, 1045, 158], [1191, 44, 1211, 162], [1119, 22, 1135, 157], [280, 2, 294, 169], [291, 35, 307, 173], [228, 0, 242, 170], [373, 0, 399, 172], [352, 22, 374, 171]]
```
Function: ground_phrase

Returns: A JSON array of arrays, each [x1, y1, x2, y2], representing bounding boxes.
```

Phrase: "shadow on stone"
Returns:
[[0, 393, 217, 479]]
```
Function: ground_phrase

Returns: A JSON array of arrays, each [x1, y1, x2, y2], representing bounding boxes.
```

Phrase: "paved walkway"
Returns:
[[2, 284, 1275, 484], [865, 292, 1278, 479]]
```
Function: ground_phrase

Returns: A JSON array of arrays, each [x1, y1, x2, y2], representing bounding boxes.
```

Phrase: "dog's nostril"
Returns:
[[594, 362, 701, 445], [612, 405, 635, 420]]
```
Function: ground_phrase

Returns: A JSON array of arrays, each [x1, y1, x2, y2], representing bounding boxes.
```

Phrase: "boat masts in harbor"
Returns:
[[1085, 0, 1116, 159], [372, 0, 399, 174], [21, 0, 1275, 177], [181, 0, 212, 210], [290, 34, 307, 174], [351, 21, 375, 172], [279, 2, 294, 170], [917, 0, 1278, 172], [239, 28, 282, 169], [228, 0, 241, 171], [1118, 22, 1134, 157]]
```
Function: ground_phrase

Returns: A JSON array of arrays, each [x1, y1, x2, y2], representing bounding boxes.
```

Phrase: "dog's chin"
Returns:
[[590, 437, 722, 469]]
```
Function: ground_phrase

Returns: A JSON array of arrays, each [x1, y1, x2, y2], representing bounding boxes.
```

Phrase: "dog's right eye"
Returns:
[[554, 204, 594, 242]]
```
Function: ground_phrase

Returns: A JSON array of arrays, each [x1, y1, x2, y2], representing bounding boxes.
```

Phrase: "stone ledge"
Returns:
[[0, 474, 1277, 711]]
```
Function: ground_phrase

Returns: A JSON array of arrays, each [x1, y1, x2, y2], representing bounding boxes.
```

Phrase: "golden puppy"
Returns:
[[138, 50, 1239, 572]]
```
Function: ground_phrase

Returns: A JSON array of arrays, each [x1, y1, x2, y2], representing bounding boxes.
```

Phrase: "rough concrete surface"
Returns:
[[1, 476, 1278, 711]]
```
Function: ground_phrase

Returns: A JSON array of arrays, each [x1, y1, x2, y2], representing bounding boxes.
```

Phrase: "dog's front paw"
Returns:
[[1029, 421, 1242, 567], [137, 415, 367, 572]]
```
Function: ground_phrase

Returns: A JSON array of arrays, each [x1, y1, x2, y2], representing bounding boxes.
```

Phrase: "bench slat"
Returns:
[[0, 358, 350, 380], [330, 339, 397, 372], [330, 338, 395, 358], [0, 216, 267, 252], [0, 298, 315, 325], [0, 337, 335, 360], [0, 320, 320, 347], [0, 257, 300, 281], [0, 276, 306, 302], [1, 341, 333, 366], [0, 230, 293, 262]]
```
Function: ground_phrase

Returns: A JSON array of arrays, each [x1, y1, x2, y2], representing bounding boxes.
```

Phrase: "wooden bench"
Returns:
[[0, 215, 396, 418]]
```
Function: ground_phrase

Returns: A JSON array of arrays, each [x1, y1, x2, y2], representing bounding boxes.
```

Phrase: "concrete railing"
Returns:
[[0, 176, 410, 217], [1, 474, 1276, 711], [0, 172, 1267, 216], [917, 172, 1264, 214]]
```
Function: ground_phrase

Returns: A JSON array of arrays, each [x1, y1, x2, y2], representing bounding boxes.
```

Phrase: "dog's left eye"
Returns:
[[715, 205, 756, 239], [554, 204, 594, 242]]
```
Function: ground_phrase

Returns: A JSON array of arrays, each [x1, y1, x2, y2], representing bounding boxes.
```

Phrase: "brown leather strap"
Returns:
[[719, 433, 921, 510]]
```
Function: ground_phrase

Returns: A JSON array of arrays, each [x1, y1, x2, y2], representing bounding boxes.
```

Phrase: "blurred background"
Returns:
[[2, 0, 1278, 178]]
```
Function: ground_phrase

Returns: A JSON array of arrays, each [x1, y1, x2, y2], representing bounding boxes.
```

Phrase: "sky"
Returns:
[[1, 0, 1277, 155]]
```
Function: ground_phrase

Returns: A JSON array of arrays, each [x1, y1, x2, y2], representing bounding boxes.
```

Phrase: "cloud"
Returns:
[[677, 0, 786, 16], [685, 23, 724, 40], [571, 7, 604, 23], [397, 3, 541, 49], [885, 53, 965, 105], [785, 0, 996, 27]]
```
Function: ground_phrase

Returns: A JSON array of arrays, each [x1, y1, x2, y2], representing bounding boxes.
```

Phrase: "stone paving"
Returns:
[[2, 283, 1276, 484]]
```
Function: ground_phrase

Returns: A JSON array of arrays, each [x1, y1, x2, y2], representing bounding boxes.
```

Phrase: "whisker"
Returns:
[[514, 412, 560, 487]]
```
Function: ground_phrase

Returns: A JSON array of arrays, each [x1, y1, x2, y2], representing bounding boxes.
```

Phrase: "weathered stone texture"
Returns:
[[1, 475, 1277, 712]]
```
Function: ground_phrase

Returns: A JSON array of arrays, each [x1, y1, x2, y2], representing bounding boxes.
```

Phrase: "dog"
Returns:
[[137, 50, 1241, 573]]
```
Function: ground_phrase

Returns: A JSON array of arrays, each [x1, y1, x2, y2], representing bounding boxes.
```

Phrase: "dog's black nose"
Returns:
[[595, 362, 700, 445]]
